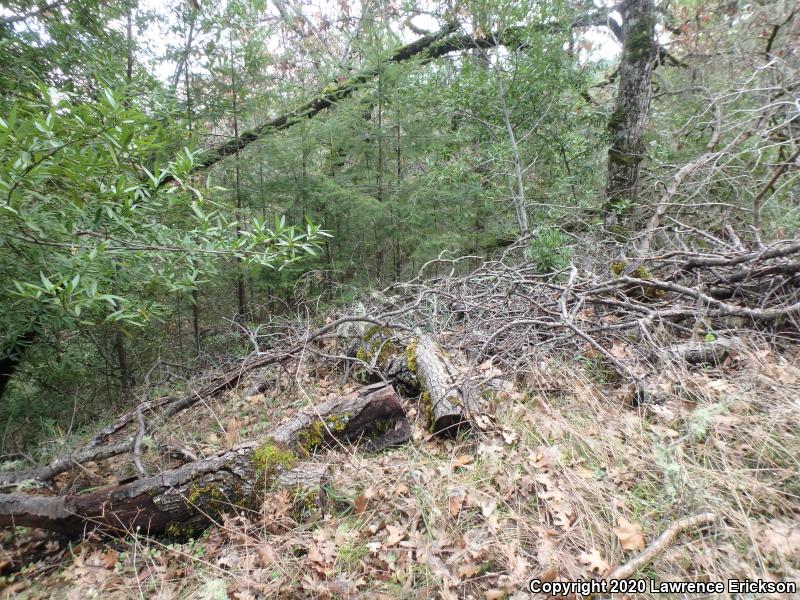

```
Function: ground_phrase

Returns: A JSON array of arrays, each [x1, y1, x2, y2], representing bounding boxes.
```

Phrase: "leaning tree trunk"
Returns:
[[0, 383, 408, 537], [604, 0, 658, 229]]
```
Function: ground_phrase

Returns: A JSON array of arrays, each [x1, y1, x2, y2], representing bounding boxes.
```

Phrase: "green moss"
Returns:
[[357, 326, 398, 370], [298, 412, 352, 453], [186, 482, 224, 506], [298, 420, 325, 453], [607, 105, 626, 132], [251, 442, 297, 477], [624, 15, 656, 62], [405, 341, 417, 374], [608, 146, 640, 166], [165, 521, 205, 541], [611, 260, 665, 300]]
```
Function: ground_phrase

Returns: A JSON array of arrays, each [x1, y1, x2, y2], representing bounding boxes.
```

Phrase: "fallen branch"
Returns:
[[607, 512, 717, 580], [0, 383, 409, 536], [0, 315, 407, 487]]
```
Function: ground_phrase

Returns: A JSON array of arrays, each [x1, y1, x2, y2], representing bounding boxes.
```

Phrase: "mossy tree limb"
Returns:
[[0, 384, 407, 537]]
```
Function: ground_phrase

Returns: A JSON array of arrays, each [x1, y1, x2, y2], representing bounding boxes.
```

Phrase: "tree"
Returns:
[[0, 85, 326, 405], [603, 0, 658, 229]]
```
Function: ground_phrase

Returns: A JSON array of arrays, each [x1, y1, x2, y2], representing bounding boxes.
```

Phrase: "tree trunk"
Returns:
[[0, 331, 36, 400], [414, 335, 479, 435], [229, 25, 247, 321], [0, 383, 408, 536], [603, 0, 657, 228]]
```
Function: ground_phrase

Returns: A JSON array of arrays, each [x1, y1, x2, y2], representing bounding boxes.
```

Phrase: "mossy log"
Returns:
[[351, 326, 419, 395], [351, 330, 480, 435], [0, 383, 407, 537], [414, 335, 479, 435]]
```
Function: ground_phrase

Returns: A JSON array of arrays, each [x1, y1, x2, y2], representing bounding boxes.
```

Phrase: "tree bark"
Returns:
[[414, 335, 479, 435], [603, 0, 657, 228], [0, 383, 407, 536]]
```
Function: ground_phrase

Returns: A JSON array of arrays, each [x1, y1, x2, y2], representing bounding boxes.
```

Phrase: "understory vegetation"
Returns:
[[0, 0, 798, 598]]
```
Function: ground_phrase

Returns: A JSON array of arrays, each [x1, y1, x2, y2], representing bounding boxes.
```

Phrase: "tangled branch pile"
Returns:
[[0, 229, 797, 536], [333, 232, 800, 392]]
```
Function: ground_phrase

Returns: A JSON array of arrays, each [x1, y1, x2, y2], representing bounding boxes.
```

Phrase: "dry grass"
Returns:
[[2, 337, 799, 599]]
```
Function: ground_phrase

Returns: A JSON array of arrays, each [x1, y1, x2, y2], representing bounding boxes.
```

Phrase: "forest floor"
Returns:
[[1, 334, 799, 599]]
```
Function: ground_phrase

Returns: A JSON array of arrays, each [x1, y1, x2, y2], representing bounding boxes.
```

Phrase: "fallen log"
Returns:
[[659, 339, 736, 366], [349, 329, 480, 434], [0, 383, 408, 537], [0, 315, 407, 488], [413, 335, 479, 435]]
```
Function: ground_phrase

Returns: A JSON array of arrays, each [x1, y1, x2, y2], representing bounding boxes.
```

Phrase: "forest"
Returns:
[[0, 0, 798, 597]]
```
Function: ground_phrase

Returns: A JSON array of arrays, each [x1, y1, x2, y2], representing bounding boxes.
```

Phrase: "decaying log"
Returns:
[[0, 383, 408, 537], [414, 335, 479, 435], [350, 326, 419, 394], [0, 314, 407, 488], [660, 339, 735, 365], [350, 329, 481, 435]]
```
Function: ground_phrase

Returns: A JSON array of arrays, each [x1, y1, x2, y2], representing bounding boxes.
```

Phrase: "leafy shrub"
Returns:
[[525, 228, 573, 273]]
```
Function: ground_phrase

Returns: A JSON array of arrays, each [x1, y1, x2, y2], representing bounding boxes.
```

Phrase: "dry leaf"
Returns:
[[453, 454, 473, 468], [448, 487, 465, 517], [579, 548, 610, 575], [614, 518, 646, 551], [354, 495, 367, 515], [225, 416, 240, 447], [458, 563, 482, 579], [385, 524, 406, 546], [99, 548, 118, 569]]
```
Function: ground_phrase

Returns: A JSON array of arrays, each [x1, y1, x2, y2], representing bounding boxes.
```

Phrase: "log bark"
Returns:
[[414, 335, 479, 435], [0, 383, 407, 536]]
